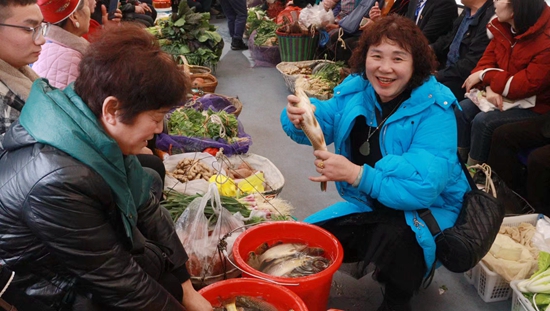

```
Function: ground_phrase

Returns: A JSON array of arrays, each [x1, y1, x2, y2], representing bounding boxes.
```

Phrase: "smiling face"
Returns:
[[102, 103, 167, 155], [365, 38, 414, 103], [0, 4, 45, 68]]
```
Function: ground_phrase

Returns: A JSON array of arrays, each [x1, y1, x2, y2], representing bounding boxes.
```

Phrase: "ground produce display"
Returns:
[[169, 158, 216, 183], [147, 2, 223, 68]]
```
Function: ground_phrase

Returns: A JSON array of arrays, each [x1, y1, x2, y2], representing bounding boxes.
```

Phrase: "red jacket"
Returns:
[[473, 6, 550, 114]]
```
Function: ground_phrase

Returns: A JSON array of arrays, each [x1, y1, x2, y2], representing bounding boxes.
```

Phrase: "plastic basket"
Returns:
[[470, 214, 549, 303], [276, 30, 319, 62], [510, 280, 536, 311], [464, 263, 479, 285]]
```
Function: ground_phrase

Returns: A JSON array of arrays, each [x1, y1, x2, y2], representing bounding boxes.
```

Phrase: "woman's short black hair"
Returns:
[[348, 14, 437, 91], [510, 0, 546, 35], [74, 23, 189, 124]]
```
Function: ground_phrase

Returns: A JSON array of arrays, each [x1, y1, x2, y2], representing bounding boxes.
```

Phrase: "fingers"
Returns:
[[101, 4, 107, 15]]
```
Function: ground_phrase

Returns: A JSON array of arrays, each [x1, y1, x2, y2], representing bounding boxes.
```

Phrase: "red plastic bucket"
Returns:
[[232, 221, 344, 311], [198, 278, 308, 311]]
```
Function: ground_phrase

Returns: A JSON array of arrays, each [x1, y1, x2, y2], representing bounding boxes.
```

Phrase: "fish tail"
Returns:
[[320, 181, 327, 192]]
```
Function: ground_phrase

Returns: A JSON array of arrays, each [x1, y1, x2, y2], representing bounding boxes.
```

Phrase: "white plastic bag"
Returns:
[[299, 4, 335, 29], [532, 216, 550, 253], [465, 88, 536, 112], [175, 183, 244, 279]]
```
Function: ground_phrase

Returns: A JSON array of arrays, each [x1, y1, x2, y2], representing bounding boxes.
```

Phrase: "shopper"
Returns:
[[455, 0, 550, 165], [0, 24, 211, 311], [487, 113, 550, 215], [219, 0, 248, 50], [281, 15, 469, 311], [0, 0, 45, 145], [33, 0, 91, 89], [430, 0, 494, 101]]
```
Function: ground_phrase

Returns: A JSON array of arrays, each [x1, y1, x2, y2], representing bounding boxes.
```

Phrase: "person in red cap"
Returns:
[[0, 0, 48, 148], [32, 0, 91, 89]]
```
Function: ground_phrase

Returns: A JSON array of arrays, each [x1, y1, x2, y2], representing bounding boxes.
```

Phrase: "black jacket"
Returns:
[[431, 0, 495, 96], [0, 122, 188, 311], [406, 0, 458, 43]]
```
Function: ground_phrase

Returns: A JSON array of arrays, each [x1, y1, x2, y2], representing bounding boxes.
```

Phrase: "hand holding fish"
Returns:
[[286, 95, 315, 129], [310, 150, 362, 185]]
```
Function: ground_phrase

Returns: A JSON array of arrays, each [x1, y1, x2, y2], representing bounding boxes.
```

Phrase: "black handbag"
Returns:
[[419, 163, 506, 273]]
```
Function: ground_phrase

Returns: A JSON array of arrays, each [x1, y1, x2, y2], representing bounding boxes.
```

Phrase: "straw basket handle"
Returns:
[[178, 55, 191, 75]]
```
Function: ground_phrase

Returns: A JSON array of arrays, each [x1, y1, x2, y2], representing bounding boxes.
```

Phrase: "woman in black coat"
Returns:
[[0, 24, 211, 311]]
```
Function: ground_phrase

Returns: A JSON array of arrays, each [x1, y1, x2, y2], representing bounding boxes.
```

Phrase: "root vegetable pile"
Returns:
[[170, 158, 215, 183]]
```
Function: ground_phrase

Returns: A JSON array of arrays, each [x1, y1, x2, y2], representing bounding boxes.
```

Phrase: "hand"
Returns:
[[485, 86, 504, 111], [134, 4, 146, 14], [101, 5, 122, 26], [369, 2, 381, 21], [462, 70, 483, 93], [286, 94, 314, 129], [140, 3, 152, 13], [181, 280, 212, 311], [310, 150, 362, 185], [325, 23, 339, 31], [323, 0, 335, 10]]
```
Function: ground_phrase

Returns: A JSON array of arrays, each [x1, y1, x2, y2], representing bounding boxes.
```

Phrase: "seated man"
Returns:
[[430, 0, 494, 101], [0, 0, 44, 148]]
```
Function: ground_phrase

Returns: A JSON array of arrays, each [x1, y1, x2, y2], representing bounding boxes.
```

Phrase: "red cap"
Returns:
[[37, 0, 81, 24]]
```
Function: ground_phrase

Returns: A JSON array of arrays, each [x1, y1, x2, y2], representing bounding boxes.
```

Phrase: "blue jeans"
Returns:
[[455, 99, 539, 163], [219, 0, 247, 39]]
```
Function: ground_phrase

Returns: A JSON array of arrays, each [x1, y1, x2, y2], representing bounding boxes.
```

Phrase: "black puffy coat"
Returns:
[[0, 122, 188, 311]]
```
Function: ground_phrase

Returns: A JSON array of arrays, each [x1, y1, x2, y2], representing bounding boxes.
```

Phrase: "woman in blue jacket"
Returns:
[[281, 15, 469, 311]]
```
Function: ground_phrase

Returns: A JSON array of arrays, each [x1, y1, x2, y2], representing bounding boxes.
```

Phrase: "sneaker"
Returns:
[[231, 39, 248, 50]]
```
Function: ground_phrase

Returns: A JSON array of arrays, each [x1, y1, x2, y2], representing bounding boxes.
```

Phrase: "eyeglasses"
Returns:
[[0, 22, 50, 42]]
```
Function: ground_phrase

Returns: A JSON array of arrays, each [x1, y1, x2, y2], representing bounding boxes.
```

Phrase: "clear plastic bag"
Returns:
[[175, 183, 245, 279], [299, 4, 335, 29]]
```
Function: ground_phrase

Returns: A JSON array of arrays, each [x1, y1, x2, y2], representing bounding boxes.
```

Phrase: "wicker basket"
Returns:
[[276, 60, 334, 94], [178, 55, 212, 75], [209, 93, 243, 117], [191, 73, 218, 93]]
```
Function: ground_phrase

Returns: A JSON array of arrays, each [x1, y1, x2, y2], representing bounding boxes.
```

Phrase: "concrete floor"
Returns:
[[208, 17, 511, 311]]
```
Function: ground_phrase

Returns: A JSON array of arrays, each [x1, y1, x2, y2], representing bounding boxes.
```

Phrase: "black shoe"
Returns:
[[377, 300, 412, 311], [231, 39, 248, 50]]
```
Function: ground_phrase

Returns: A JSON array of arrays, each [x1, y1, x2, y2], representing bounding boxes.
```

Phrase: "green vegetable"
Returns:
[[167, 108, 240, 142], [518, 252, 550, 310], [162, 191, 251, 223], [146, 1, 223, 68], [312, 61, 346, 90]]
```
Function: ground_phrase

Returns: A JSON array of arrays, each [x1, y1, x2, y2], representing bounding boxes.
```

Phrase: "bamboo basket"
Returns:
[[191, 73, 218, 93], [178, 55, 212, 75]]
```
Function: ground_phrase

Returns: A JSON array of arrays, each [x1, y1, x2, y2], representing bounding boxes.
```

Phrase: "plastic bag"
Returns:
[[299, 3, 335, 29], [175, 183, 245, 279], [276, 6, 302, 24], [248, 30, 281, 67], [465, 88, 536, 112], [532, 216, 550, 254]]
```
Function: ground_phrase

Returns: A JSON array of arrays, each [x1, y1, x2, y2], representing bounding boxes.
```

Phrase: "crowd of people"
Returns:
[[0, 0, 549, 309]]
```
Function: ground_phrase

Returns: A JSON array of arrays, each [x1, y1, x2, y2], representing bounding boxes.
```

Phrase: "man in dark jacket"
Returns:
[[431, 0, 495, 101], [0, 24, 211, 311], [405, 0, 458, 43]]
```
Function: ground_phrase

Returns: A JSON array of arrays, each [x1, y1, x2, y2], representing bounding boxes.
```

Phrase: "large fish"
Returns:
[[293, 77, 328, 191], [261, 254, 331, 277], [247, 243, 308, 270]]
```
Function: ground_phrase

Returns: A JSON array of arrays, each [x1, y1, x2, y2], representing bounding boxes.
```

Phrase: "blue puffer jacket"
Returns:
[[281, 75, 470, 272]]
